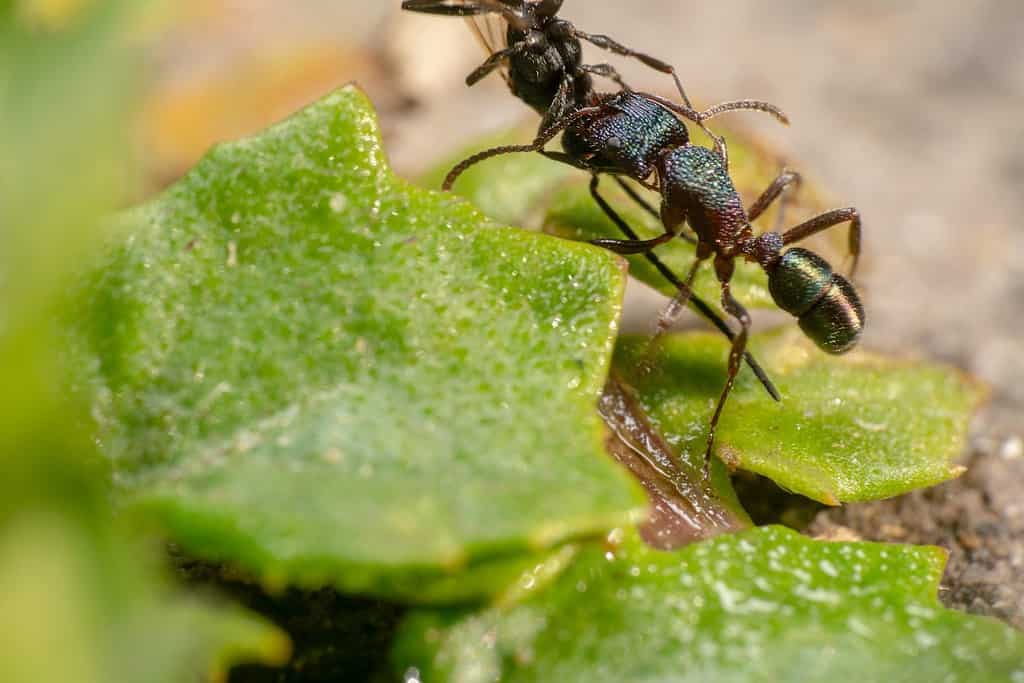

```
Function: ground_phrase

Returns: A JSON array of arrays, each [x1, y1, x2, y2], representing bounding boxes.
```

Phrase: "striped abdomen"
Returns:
[[767, 248, 864, 354]]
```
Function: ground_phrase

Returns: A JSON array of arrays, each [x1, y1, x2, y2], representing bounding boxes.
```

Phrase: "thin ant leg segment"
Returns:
[[400, 0, 529, 30], [781, 207, 862, 276], [571, 28, 695, 110], [651, 257, 703, 339], [589, 175, 779, 401], [538, 76, 575, 136], [466, 44, 526, 86], [612, 177, 696, 245], [579, 63, 630, 91], [747, 169, 802, 224], [702, 276, 752, 480], [590, 232, 676, 255]]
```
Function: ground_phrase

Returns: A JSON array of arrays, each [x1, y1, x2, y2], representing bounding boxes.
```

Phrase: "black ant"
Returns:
[[401, 0, 697, 137], [444, 89, 865, 477], [401, 0, 791, 402]]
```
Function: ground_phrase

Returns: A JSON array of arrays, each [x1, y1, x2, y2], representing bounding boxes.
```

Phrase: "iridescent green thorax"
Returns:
[[659, 145, 747, 245], [562, 91, 688, 179]]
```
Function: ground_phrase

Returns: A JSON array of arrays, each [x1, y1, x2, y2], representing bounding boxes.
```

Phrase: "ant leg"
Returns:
[[466, 44, 524, 86], [650, 258, 703, 341], [747, 170, 802, 225], [442, 103, 603, 190], [701, 277, 751, 480], [612, 177, 696, 244], [590, 175, 780, 401], [590, 233, 675, 255], [571, 27, 695, 109], [781, 207, 862, 276], [402, 1, 529, 30], [537, 76, 574, 138], [586, 175, 674, 253], [579, 63, 630, 92]]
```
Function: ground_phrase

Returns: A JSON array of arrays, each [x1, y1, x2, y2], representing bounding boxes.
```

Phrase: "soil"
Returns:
[[810, 437, 1024, 630]]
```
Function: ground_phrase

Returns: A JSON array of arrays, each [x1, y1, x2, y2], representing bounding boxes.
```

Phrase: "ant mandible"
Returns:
[[445, 89, 865, 477]]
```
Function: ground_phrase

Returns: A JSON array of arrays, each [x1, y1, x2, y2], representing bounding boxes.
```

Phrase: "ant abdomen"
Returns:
[[767, 248, 864, 354]]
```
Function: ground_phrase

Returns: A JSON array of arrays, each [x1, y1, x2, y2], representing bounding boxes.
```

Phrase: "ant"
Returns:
[[401, 0, 697, 137], [401, 0, 791, 402], [444, 88, 865, 477]]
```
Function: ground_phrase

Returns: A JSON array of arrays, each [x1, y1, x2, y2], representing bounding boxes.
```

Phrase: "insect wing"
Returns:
[[465, 13, 512, 86], [401, 0, 517, 17]]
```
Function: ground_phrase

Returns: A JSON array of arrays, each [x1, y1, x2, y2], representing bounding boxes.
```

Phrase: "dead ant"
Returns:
[[443, 89, 865, 477], [402, 0, 791, 401]]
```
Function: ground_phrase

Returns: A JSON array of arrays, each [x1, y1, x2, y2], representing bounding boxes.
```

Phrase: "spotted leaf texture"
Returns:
[[394, 527, 1024, 682], [615, 331, 983, 503], [68, 86, 643, 601]]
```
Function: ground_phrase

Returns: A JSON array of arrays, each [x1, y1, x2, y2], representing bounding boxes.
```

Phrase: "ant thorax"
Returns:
[[659, 145, 747, 248], [561, 92, 689, 180]]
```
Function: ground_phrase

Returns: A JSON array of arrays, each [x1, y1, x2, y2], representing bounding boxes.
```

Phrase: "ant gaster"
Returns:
[[444, 89, 865, 475]]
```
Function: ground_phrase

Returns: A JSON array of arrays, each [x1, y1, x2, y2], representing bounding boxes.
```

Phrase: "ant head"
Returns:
[[765, 247, 864, 354], [530, 0, 563, 18]]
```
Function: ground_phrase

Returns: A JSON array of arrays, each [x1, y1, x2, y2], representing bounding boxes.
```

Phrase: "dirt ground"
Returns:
[[151, 0, 1023, 630]]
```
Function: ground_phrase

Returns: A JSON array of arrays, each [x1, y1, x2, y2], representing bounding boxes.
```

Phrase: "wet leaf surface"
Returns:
[[69, 87, 643, 601], [394, 527, 1024, 682], [614, 331, 983, 503], [599, 376, 751, 549]]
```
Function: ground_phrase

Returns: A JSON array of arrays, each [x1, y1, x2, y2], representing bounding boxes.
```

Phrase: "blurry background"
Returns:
[[138, 3, 1024, 625]]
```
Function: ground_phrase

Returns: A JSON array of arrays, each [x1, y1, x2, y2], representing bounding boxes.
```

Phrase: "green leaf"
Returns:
[[2, 3, 289, 681], [0, 513, 289, 683], [394, 526, 1024, 682], [614, 331, 983, 504], [70, 86, 645, 601]]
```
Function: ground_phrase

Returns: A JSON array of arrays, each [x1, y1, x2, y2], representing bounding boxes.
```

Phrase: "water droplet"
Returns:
[[329, 193, 348, 213]]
